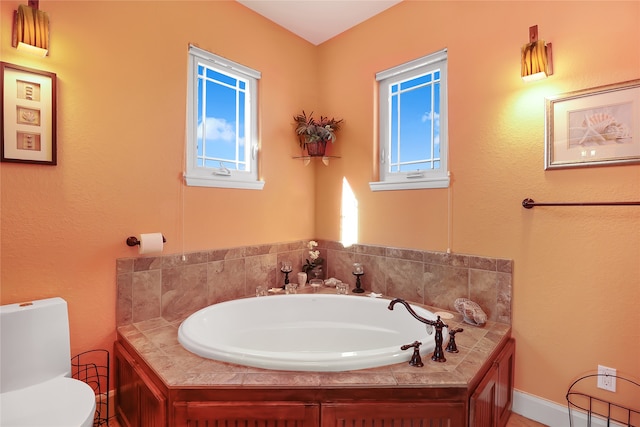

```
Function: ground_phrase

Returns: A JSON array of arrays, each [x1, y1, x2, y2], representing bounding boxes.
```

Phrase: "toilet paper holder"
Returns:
[[126, 235, 166, 247]]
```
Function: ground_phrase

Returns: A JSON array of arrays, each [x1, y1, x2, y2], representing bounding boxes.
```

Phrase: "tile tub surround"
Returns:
[[116, 292, 512, 388], [116, 240, 513, 327]]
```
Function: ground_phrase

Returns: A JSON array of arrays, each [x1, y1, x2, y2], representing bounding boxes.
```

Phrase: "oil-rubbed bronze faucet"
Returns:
[[446, 328, 464, 353], [401, 341, 424, 367], [388, 298, 448, 363]]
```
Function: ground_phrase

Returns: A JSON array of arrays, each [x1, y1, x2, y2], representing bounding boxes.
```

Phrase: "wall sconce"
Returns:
[[521, 25, 553, 82], [12, 1, 49, 57]]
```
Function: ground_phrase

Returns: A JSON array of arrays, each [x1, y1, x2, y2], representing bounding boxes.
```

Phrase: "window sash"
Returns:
[[197, 65, 249, 171], [372, 49, 449, 191], [389, 72, 441, 173], [185, 45, 263, 189]]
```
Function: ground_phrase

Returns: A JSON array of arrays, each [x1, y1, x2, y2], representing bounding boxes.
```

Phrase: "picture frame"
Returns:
[[1, 62, 57, 165], [545, 79, 640, 170]]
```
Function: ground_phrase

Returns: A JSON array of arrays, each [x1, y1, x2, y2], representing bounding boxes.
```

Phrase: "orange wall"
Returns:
[[316, 0, 640, 408], [0, 0, 318, 360], [1, 0, 639, 410]]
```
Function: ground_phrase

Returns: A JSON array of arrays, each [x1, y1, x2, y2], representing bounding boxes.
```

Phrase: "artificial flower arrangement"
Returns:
[[293, 111, 343, 156], [302, 240, 324, 274]]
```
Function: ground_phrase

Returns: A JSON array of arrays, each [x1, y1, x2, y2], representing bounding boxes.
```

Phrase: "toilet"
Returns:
[[0, 297, 96, 427]]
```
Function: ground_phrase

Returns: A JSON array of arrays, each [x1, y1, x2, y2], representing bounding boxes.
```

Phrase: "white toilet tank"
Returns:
[[1, 297, 73, 392], [0, 297, 96, 427]]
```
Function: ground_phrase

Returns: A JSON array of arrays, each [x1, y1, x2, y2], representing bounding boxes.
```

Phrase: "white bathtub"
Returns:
[[178, 294, 447, 372]]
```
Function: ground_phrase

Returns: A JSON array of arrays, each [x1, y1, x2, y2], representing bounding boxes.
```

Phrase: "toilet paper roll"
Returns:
[[138, 232, 164, 254]]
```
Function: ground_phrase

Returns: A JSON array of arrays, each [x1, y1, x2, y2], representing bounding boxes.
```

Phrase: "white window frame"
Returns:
[[370, 49, 449, 191], [185, 45, 264, 190]]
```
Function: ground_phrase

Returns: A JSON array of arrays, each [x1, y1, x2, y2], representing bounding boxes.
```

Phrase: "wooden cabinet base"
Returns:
[[115, 338, 514, 427]]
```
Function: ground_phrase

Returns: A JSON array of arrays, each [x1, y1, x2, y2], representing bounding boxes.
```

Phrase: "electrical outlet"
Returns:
[[597, 365, 616, 392]]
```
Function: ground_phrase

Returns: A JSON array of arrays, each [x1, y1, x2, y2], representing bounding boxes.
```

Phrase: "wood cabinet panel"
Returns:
[[173, 401, 320, 427], [470, 364, 498, 427], [114, 342, 166, 427], [496, 339, 515, 427], [114, 344, 138, 427], [138, 372, 166, 427], [469, 338, 515, 427], [322, 402, 466, 427]]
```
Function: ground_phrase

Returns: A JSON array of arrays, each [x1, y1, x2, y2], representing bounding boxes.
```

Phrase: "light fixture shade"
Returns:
[[521, 40, 551, 81], [521, 25, 553, 82], [13, 4, 49, 57]]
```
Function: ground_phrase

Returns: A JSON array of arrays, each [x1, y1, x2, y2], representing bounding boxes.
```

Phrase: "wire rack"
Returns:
[[567, 374, 640, 427], [71, 349, 110, 426]]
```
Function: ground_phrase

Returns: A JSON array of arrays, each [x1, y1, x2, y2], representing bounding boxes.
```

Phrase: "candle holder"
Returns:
[[281, 269, 291, 288], [352, 272, 365, 293], [280, 261, 292, 288]]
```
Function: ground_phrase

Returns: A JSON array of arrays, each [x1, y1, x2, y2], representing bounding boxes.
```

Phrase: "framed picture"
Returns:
[[545, 79, 640, 170], [1, 62, 57, 165]]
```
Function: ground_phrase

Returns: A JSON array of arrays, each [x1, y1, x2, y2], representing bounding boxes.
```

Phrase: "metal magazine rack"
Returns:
[[566, 374, 640, 427], [71, 349, 110, 426]]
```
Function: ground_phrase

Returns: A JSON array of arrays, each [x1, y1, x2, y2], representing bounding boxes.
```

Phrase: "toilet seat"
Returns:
[[0, 376, 96, 427]]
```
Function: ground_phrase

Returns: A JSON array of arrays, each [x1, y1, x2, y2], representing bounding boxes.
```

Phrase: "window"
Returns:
[[185, 45, 263, 189], [370, 49, 449, 191]]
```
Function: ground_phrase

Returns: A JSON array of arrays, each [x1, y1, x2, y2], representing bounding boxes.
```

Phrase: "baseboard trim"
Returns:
[[512, 389, 626, 427]]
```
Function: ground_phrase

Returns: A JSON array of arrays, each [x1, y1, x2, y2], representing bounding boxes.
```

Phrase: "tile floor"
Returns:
[[107, 412, 548, 427]]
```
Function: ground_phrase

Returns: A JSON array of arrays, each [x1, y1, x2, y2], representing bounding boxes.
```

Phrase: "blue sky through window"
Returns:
[[389, 70, 441, 173], [197, 65, 247, 170]]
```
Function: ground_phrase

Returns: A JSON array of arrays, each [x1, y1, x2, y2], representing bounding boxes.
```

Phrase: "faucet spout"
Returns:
[[388, 298, 437, 326], [388, 298, 448, 363]]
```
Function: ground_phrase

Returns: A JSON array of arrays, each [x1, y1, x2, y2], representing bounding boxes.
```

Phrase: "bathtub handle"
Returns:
[[400, 341, 423, 367], [445, 328, 463, 353]]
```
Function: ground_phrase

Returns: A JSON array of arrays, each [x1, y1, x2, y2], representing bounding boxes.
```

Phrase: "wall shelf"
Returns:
[[292, 156, 340, 166]]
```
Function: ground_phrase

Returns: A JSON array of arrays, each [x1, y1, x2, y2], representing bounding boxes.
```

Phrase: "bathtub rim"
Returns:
[[177, 294, 446, 372]]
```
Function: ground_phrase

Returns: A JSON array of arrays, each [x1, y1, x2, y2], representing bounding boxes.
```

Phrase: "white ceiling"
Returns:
[[236, 0, 402, 45]]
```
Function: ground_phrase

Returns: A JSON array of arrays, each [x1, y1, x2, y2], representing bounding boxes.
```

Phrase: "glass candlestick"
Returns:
[[280, 260, 292, 288], [352, 271, 365, 293]]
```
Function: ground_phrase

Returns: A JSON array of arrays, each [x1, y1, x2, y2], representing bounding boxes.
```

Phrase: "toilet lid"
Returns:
[[0, 376, 96, 427]]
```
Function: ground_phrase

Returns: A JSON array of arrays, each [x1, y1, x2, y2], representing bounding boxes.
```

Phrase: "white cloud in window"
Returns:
[[198, 117, 235, 142], [421, 111, 440, 123], [421, 112, 440, 149]]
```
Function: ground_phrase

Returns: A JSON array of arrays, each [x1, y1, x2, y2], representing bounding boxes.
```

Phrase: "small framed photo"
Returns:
[[545, 79, 640, 170], [1, 62, 57, 165]]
